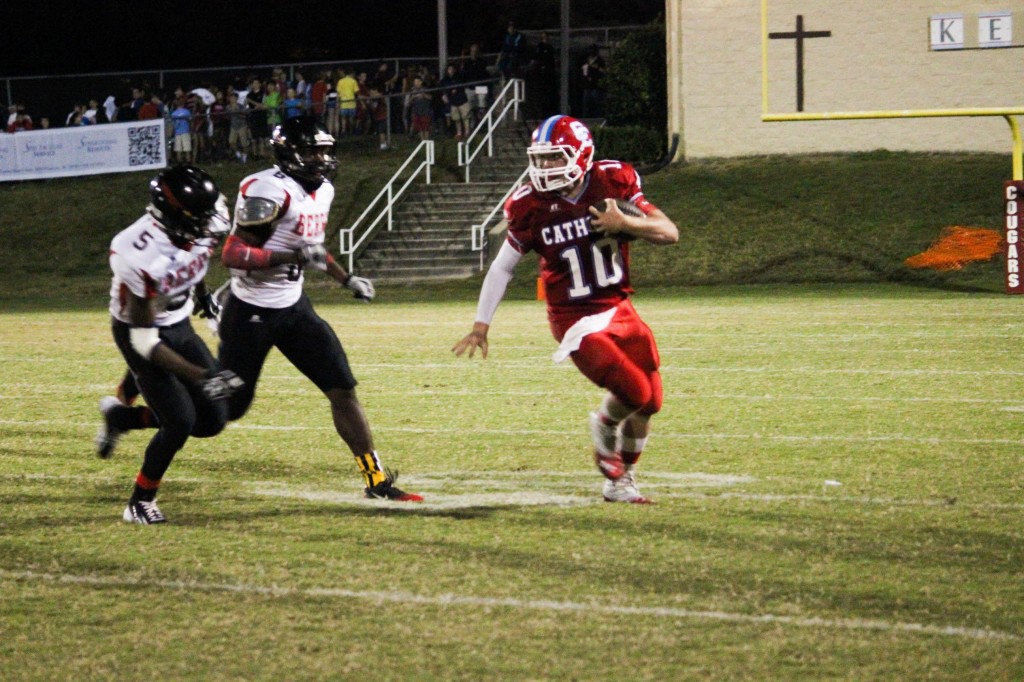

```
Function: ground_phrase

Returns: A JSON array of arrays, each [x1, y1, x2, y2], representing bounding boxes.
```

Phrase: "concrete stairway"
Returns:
[[354, 121, 532, 283]]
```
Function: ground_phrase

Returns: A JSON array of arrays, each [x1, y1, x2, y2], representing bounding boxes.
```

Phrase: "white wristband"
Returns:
[[129, 326, 162, 360]]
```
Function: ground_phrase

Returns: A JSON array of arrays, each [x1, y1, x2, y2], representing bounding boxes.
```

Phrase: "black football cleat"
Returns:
[[365, 468, 423, 502], [123, 498, 167, 524]]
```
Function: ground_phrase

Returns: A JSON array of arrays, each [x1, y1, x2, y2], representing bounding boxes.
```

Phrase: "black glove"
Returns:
[[200, 369, 244, 401], [193, 289, 221, 320]]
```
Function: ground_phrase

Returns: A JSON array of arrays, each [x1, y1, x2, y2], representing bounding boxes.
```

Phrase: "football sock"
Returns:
[[354, 451, 387, 488], [599, 395, 633, 425], [619, 435, 647, 466], [116, 373, 141, 406], [130, 472, 161, 503], [109, 405, 158, 431]]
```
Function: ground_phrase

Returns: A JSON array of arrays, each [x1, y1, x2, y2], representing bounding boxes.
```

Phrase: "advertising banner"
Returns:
[[0, 120, 166, 182]]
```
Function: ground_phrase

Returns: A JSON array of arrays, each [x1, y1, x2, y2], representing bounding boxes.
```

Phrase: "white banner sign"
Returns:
[[0, 120, 166, 183]]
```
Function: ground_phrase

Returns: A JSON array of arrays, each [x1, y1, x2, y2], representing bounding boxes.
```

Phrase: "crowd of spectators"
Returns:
[[3, 29, 603, 156], [5, 103, 48, 133], [3, 50, 503, 159]]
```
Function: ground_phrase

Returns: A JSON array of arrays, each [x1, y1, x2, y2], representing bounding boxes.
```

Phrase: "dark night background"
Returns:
[[1, 1, 664, 76]]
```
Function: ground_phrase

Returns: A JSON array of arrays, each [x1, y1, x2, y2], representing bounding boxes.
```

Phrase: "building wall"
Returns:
[[668, 0, 1024, 159]]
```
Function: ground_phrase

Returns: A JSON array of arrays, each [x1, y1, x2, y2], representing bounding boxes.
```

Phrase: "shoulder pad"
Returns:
[[236, 196, 280, 227]]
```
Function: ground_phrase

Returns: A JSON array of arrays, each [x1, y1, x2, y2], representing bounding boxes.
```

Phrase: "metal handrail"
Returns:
[[470, 167, 530, 270], [457, 78, 526, 182], [338, 139, 434, 272]]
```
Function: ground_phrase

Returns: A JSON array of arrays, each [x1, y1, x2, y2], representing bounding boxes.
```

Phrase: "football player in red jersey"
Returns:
[[453, 115, 678, 503]]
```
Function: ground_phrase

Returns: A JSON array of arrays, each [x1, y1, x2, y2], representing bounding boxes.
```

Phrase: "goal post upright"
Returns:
[[760, 0, 1023, 180], [760, 0, 1024, 292]]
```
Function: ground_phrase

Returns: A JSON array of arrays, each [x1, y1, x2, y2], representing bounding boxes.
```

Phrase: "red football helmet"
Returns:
[[527, 115, 594, 192]]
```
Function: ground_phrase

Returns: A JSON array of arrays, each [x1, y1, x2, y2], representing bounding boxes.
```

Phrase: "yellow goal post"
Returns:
[[759, 0, 1024, 293], [759, 0, 1024, 181]]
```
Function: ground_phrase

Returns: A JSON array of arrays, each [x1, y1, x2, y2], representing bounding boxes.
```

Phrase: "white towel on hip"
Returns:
[[552, 306, 617, 363]]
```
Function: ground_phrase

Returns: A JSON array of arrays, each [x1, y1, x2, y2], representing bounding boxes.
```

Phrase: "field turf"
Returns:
[[1, 285, 1021, 680]]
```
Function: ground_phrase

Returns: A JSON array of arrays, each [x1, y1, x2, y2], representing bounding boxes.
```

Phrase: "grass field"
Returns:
[[1, 285, 1022, 680]]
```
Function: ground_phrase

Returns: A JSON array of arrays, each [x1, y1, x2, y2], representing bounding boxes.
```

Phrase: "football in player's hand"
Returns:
[[590, 199, 641, 241], [591, 198, 644, 218]]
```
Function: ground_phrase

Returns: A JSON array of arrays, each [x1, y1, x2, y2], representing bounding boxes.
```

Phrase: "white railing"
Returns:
[[457, 78, 526, 183], [338, 140, 434, 272], [470, 167, 530, 270]]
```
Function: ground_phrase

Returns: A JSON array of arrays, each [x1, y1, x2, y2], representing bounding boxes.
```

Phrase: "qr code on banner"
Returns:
[[128, 125, 163, 166]]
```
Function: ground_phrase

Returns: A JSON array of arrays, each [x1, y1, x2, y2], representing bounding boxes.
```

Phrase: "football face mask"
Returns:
[[272, 116, 339, 185], [296, 144, 338, 182]]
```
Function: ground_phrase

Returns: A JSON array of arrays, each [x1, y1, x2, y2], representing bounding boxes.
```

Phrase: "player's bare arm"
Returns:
[[589, 203, 679, 245], [125, 290, 210, 385], [325, 258, 376, 301], [325, 257, 350, 284]]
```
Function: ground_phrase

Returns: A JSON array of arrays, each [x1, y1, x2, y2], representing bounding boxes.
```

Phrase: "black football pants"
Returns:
[[217, 291, 357, 422], [112, 318, 228, 482]]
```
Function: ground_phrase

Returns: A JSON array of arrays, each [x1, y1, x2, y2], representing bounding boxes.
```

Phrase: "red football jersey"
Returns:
[[504, 160, 656, 324]]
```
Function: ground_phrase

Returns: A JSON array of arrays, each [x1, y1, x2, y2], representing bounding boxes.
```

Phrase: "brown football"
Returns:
[[590, 198, 644, 218], [590, 199, 641, 241]]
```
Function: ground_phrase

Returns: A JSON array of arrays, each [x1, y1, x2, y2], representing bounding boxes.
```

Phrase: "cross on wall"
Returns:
[[769, 15, 832, 112]]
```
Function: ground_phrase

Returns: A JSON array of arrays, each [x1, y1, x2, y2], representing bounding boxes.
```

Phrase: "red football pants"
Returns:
[[554, 300, 663, 416]]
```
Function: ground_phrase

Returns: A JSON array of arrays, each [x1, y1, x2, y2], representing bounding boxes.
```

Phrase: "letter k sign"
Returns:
[[930, 14, 964, 50]]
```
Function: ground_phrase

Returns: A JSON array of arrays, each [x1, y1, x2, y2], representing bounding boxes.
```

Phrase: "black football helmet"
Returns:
[[147, 164, 221, 242], [271, 115, 338, 186]]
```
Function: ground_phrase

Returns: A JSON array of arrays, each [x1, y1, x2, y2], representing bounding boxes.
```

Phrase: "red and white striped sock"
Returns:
[[619, 435, 648, 466]]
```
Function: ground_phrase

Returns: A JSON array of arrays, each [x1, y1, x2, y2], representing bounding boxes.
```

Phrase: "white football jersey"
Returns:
[[229, 168, 334, 308], [108, 216, 216, 326]]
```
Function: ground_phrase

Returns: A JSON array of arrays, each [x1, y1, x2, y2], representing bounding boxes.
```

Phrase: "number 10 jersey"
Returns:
[[503, 160, 656, 326]]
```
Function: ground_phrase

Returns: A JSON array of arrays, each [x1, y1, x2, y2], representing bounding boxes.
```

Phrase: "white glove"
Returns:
[[298, 244, 329, 271], [345, 275, 375, 302]]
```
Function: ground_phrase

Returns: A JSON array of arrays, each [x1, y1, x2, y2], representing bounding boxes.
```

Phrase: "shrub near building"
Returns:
[[599, 22, 668, 165]]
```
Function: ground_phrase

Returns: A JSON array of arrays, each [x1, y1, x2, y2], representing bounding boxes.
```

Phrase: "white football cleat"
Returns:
[[95, 396, 124, 459], [589, 412, 624, 480], [603, 469, 653, 504]]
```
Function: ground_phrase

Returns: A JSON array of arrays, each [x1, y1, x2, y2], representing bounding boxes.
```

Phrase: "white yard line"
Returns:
[[0, 568, 1016, 642], [1, 418, 1021, 446], [3, 471, 1022, 511]]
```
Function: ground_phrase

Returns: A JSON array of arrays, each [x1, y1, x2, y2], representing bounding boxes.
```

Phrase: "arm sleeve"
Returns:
[[221, 233, 274, 269], [474, 240, 523, 325]]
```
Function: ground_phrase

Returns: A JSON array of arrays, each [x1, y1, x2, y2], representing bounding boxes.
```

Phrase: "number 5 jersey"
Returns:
[[108, 216, 216, 326]]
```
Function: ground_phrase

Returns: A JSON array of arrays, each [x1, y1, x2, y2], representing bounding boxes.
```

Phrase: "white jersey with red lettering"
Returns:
[[229, 167, 333, 308], [108, 215, 216, 326]]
